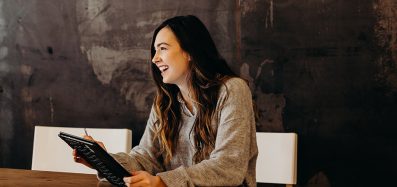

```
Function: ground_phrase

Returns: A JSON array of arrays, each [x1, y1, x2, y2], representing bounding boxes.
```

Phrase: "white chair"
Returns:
[[31, 126, 132, 174], [256, 132, 298, 187]]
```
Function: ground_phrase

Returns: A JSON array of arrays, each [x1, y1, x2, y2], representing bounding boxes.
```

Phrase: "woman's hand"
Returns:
[[72, 135, 107, 168], [123, 171, 166, 187], [84, 135, 107, 151]]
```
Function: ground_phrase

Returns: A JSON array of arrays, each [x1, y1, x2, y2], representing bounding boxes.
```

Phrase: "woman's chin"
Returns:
[[162, 78, 171, 84]]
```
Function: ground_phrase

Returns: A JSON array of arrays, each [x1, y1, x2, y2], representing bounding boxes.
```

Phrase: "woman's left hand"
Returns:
[[123, 171, 166, 187]]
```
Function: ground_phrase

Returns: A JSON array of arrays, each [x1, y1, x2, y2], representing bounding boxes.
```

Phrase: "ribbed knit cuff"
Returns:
[[156, 166, 192, 187]]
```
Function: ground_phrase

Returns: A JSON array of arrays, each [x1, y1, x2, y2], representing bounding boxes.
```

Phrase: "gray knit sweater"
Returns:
[[109, 78, 258, 186]]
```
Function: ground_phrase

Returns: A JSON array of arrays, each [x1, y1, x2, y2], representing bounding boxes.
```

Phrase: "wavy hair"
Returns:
[[150, 15, 238, 164]]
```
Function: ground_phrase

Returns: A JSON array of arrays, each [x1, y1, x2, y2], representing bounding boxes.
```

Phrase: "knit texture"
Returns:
[[109, 78, 258, 186]]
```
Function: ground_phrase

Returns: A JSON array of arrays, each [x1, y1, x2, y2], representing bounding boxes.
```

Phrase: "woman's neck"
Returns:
[[178, 85, 195, 113]]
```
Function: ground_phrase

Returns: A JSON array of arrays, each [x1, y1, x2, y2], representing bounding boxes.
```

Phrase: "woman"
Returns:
[[75, 15, 258, 187]]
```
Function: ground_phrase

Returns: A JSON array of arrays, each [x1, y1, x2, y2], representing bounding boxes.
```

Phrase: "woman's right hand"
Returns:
[[72, 135, 107, 169]]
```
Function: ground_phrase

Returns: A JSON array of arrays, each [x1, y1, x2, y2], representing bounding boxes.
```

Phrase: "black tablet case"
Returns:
[[59, 131, 130, 187]]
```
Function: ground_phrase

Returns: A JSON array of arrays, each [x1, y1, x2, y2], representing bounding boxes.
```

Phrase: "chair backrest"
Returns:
[[256, 132, 298, 186], [31, 126, 132, 174]]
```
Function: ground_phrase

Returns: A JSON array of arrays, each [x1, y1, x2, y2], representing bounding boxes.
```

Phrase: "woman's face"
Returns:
[[152, 27, 190, 87]]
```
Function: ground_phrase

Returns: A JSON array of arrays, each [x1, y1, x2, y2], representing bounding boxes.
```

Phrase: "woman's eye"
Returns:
[[160, 47, 167, 51]]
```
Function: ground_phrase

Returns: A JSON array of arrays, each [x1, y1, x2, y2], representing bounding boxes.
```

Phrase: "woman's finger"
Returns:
[[72, 150, 93, 169], [124, 173, 144, 184], [77, 157, 94, 169], [82, 135, 107, 151], [83, 135, 94, 140], [96, 141, 106, 151]]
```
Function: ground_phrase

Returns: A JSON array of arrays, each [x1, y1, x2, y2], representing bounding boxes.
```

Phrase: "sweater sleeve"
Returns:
[[110, 106, 165, 175], [156, 78, 256, 186]]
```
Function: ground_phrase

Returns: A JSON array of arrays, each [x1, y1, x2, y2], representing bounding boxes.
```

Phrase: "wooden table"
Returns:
[[0, 168, 114, 187]]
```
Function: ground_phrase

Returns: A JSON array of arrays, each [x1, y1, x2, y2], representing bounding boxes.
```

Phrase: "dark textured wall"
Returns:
[[0, 0, 396, 186]]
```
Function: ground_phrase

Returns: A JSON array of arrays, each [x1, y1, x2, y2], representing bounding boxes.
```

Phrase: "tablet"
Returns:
[[58, 131, 130, 187]]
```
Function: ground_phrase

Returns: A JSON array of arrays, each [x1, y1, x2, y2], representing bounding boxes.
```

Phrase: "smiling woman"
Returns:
[[74, 15, 258, 187], [152, 27, 191, 87]]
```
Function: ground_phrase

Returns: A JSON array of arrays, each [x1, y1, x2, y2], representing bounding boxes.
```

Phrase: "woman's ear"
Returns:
[[183, 51, 191, 62]]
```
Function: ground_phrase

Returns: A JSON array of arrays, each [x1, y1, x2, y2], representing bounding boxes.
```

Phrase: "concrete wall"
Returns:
[[0, 0, 396, 186]]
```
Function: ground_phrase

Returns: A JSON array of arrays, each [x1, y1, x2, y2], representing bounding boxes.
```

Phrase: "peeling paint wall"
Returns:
[[374, 0, 397, 93], [0, 0, 238, 169], [239, 0, 397, 186], [0, 0, 396, 186]]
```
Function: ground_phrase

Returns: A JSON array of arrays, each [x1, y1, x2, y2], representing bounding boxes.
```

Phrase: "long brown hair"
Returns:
[[150, 15, 238, 164]]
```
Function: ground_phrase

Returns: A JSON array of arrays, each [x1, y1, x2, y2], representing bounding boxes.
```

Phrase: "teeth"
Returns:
[[159, 65, 169, 72]]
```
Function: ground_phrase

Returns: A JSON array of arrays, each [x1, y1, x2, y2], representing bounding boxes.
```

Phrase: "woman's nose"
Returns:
[[152, 52, 160, 64]]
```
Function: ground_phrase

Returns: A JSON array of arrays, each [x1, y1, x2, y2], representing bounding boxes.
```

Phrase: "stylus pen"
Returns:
[[84, 128, 89, 136]]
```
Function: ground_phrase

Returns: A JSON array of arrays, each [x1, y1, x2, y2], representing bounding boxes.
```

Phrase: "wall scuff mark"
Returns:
[[265, 0, 273, 29], [374, 0, 397, 93]]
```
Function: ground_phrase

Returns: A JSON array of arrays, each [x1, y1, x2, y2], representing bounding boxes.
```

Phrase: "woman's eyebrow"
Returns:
[[156, 42, 170, 48]]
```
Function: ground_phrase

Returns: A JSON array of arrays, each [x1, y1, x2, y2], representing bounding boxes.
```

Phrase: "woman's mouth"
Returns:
[[159, 65, 169, 73]]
